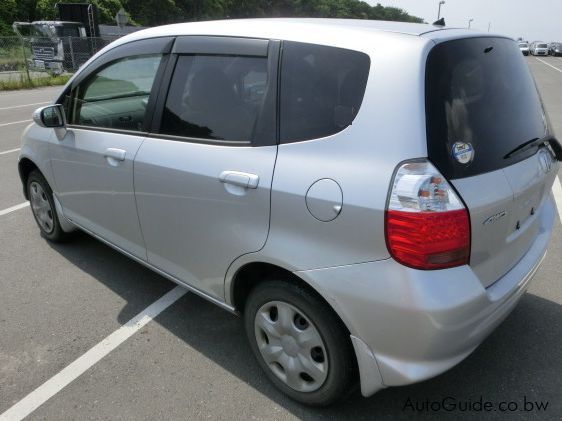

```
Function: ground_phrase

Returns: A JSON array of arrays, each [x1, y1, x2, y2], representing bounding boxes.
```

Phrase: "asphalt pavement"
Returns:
[[0, 58, 561, 420]]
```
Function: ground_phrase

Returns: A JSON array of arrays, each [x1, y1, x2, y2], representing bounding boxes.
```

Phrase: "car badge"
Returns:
[[483, 210, 507, 225], [451, 142, 474, 164]]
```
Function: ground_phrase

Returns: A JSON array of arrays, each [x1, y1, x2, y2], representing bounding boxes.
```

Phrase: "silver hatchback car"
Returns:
[[19, 19, 561, 406]]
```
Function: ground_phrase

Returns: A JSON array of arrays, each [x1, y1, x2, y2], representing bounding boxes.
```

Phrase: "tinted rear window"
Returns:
[[426, 37, 547, 179], [280, 42, 370, 143], [161, 54, 271, 143]]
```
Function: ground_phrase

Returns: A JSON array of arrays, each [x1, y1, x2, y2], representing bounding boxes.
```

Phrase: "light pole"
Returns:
[[437, 1, 445, 20], [487, 22, 491, 32], [468, 18, 474, 29]]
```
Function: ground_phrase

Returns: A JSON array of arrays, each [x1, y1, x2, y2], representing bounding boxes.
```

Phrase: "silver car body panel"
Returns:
[[49, 128, 146, 259], [451, 154, 558, 288], [134, 138, 277, 300], [297, 192, 555, 395], [18, 19, 558, 398]]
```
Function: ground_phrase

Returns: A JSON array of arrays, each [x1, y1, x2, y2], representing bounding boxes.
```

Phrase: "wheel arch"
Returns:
[[18, 157, 41, 200], [228, 260, 353, 338]]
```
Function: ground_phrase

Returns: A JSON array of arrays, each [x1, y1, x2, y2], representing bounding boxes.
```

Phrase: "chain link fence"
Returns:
[[0, 36, 119, 84]]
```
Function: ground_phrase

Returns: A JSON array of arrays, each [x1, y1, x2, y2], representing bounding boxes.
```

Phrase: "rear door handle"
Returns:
[[219, 171, 259, 189], [104, 148, 126, 162]]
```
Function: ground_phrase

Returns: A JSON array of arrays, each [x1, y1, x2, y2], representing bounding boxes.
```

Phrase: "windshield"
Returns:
[[426, 37, 547, 179], [538, 44, 548, 48], [30, 24, 56, 38]]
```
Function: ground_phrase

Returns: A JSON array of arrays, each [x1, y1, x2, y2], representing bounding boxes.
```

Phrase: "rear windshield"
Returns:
[[538, 44, 548, 48], [425, 37, 547, 179]]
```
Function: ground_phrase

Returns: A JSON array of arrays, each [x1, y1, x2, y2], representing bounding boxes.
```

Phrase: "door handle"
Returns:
[[219, 171, 259, 189], [104, 148, 126, 162]]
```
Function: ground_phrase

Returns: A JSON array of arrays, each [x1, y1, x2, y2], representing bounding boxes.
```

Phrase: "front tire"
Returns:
[[27, 170, 69, 242], [244, 280, 356, 406]]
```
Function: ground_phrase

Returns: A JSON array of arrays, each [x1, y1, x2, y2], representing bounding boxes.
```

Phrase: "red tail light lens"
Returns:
[[385, 160, 470, 270]]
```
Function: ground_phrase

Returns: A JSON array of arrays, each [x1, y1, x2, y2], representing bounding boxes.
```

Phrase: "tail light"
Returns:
[[385, 160, 470, 270]]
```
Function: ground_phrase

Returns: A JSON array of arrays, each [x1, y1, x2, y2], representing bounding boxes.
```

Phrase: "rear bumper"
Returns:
[[296, 193, 556, 397]]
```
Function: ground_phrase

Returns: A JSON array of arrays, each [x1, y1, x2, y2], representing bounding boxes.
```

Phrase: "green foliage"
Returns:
[[0, 73, 71, 91], [3, 0, 423, 35], [0, 0, 17, 35]]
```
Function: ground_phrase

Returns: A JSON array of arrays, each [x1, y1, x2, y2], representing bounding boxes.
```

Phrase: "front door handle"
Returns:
[[104, 148, 126, 162], [219, 171, 259, 189]]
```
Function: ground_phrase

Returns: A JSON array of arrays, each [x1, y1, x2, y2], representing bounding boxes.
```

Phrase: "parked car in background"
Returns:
[[18, 19, 562, 406], [519, 41, 530, 55], [550, 42, 562, 56], [531, 42, 549, 56]]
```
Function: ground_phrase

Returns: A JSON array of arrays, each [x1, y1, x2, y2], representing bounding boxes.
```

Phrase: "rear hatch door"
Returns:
[[425, 36, 559, 288]]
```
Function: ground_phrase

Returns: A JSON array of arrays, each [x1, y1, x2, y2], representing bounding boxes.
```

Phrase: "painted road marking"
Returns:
[[0, 119, 32, 128], [0, 148, 20, 156], [0, 87, 61, 98], [0, 101, 49, 111], [536, 57, 562, 73], [0, 202, 29, 217], [553, 176, 562, 222], [0, 286, 187, 421]]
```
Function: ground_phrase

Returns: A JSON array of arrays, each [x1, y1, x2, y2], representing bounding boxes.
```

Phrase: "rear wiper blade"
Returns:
[[503, 135, 561, 160]]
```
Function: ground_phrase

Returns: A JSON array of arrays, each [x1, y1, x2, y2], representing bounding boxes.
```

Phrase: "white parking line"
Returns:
[[0, 286, 187, 421], [0, 87, 60, 98], [535, 57, 562, 73], [0, 202, 29, 217], [553, 176, 562, 222], [0, 119, 32, 127], [0, 101, 49, 111], [0, 148, 20, 156]]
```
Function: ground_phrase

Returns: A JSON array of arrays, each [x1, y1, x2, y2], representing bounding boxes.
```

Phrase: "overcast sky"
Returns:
[[370, 0, 561, 42]]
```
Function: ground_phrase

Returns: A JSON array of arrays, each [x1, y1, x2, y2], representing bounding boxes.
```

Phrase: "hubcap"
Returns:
[[254, 301, 328, 392], [29, 181, 54, 234]]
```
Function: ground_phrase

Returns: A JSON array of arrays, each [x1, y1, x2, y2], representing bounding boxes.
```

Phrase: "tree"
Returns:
[[1, 0, 423, 35], [0, 0, 17, 35]]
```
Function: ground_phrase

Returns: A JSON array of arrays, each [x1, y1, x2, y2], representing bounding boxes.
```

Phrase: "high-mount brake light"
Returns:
[[385, 160, 470, 270]]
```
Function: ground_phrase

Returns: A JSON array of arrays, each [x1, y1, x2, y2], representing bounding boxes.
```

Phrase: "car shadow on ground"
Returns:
[[48, 231, 562, 420]]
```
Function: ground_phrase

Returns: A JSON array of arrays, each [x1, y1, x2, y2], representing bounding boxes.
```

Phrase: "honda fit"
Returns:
[[19, 19, 561, 406]]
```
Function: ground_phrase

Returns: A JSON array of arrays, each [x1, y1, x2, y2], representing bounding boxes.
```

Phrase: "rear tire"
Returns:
[[27, 170, 69, 242], [244, 279, 356, 406]]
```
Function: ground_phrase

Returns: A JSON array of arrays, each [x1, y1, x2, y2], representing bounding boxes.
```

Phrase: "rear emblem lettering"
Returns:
[[452, 142, 474, 164], [483, 211, 507, 225]]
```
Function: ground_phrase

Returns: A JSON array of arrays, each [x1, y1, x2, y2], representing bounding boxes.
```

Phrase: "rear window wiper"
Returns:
[[503, 135, 562, 161]]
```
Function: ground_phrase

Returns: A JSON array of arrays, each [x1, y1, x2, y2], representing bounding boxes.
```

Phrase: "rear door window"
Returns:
[[280, 42, 370, 143], [425, 37, 547, 179], [160, 54, 270, 143]]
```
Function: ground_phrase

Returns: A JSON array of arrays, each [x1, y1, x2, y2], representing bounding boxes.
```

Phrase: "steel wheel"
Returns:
[[254, 300, 328, 393], [29, 181, 54, 234]]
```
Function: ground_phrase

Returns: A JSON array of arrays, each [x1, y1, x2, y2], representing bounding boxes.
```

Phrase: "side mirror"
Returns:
[[33, 105, 65, 128]]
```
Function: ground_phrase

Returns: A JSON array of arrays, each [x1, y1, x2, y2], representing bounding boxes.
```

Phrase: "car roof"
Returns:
[[120, 18, 478, 43], [109, 18, 486, 55], [32, 21, 83, 26], [140, 18, 447, 37]]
